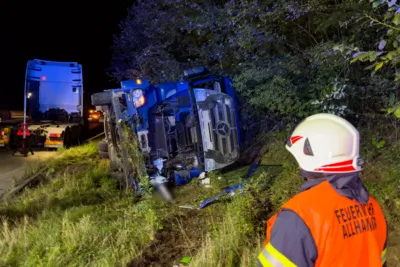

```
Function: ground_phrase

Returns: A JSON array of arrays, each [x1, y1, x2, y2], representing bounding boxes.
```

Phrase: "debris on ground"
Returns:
[[180, 256, 192, 264], [199, 177, 210, 185], [178, 205, 198, 210]]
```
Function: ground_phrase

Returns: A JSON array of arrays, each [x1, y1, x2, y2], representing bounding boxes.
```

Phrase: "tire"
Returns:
[[63, 128, 72, 149], [108, 144, 121, 171], [105, 108, 123, 171], [104, 112, 110, 141], [91, 91, 112, 106], [70, 126, 82, 146], [99, 150, 109, 159], [98, 140, 108, 152]]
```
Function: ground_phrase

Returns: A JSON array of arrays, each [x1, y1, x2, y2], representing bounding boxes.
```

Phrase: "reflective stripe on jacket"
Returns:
[[258, 178, 387, 267]]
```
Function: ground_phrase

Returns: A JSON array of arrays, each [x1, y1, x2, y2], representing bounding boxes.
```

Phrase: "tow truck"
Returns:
[[91, 67, 241, 199], [0, 59, 84, 150]]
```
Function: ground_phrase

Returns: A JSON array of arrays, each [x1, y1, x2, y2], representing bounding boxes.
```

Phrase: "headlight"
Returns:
[[132, 89, 143, 98], [132, 89, 146, 108]]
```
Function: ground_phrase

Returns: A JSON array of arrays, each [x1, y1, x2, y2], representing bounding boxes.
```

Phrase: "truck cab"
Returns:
[[146, 67, 241, 173], [25, 59, 84, 149], [92, 67, 241, 192]]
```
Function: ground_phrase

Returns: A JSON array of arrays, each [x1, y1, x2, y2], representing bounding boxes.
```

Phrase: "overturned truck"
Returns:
[[91, 67, 241, 200]]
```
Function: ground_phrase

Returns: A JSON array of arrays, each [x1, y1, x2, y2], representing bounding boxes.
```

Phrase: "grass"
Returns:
[[0, 133, 399, 266], [0, 142, 164, 267]]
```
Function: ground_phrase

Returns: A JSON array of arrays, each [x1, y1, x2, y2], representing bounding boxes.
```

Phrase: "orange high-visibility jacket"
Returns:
[[258, 180, 387, 267]]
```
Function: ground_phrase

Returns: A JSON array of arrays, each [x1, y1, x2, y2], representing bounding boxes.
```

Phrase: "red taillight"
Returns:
[[49, 133, 61, 138]]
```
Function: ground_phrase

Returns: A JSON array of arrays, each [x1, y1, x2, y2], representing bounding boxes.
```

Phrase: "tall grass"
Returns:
[[0, 135, 399, 266], [0, 142, 162, 267], [190, 196, 263, 267], [190, 134, 400, 266]]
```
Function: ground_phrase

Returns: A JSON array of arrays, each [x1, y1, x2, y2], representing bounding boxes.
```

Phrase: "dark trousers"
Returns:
[[12, 135, 34, 156]]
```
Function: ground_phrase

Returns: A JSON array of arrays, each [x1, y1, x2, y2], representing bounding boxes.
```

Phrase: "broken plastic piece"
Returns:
[[199, 184, 244, 209], [153, 158, 166, 171], [175, 168, 202, 186], [200, 177, 210, 185], [198, 172, 207, 179], [150, 175, 168, 185], [193, 156, 199, 167], [179, 205, 197, 209], [245, 159, 261, 179]]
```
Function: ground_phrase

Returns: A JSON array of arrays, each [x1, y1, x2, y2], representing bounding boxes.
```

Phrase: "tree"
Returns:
[[111, 0, 396, 120], [350, 0, 400, 118]]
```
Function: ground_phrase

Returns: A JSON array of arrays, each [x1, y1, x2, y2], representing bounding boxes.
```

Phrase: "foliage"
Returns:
[[2, 135, 399, 266], [108, 1, 400, 262], [111, 0, 398, 124], [350, 0, 400, 118], [0, 142, 163, 267], [121, 124, 150, 194], [233, 43, 355, 117]]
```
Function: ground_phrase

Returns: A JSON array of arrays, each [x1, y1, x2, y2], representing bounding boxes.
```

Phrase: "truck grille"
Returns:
[[195, 90, 240, 167], [209, 100, 238, 161]]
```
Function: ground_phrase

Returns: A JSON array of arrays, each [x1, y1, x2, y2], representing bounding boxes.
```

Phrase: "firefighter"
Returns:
[[257, 113, 388, 267], [12, 123, 34, 157]]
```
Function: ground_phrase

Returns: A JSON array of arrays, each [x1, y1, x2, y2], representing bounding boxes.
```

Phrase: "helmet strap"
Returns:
[[299, 169, 326, 180]]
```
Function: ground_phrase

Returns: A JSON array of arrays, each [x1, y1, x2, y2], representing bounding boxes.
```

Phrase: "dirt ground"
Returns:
[[388, 233, 400, 267], [127, 185, 272, 267], [128, 209, 207, 267]]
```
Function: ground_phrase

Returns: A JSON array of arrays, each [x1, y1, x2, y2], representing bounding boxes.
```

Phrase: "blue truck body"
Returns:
[[91, 67, 241, 195]]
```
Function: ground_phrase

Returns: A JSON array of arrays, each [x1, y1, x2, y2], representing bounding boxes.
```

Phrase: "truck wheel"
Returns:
[[99, 150, 109, 159], [91, 91, 112, 106], [105, 107, 123, 171], [98, 140, 108, 152], [70, 126, 81, 146], [108, 144, 121, 171], [104, 112, 110, 141], [63, 128, 72, 149]]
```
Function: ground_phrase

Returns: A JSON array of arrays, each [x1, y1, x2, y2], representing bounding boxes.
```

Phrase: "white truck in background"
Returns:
[[0, 59, 84, 150]]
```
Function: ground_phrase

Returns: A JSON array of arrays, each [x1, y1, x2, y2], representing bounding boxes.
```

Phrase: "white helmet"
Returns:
[[285, 113, 363, 173]]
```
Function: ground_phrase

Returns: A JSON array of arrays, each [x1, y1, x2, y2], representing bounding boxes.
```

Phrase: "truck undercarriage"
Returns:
[[92, 68, 241, 201]]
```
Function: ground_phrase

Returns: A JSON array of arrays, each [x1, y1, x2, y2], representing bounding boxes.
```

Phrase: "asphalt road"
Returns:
[[0, 149, 56, 198], [0, 121, 103, 198]]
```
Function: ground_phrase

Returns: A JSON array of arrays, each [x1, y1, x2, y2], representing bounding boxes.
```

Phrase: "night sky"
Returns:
[[2, 1, 133, 110]]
